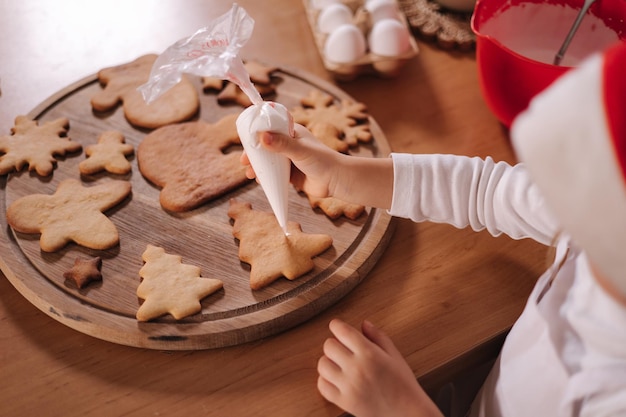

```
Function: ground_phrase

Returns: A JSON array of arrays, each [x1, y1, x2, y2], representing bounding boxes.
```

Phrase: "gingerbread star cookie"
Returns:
[[0, 116, 82, 176], [63, 256, 103, 289], [292, 90, 372, 151], [137, 113, 249, 212], [91, 54, 199, 129], [79, 131, 134, 175], [228, 199, 333, 290], [6, 178, 132, 252], [136, 244, 224, 321]]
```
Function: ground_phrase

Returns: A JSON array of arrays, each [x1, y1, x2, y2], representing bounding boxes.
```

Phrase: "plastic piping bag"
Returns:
[[138, 3, 293, 235]]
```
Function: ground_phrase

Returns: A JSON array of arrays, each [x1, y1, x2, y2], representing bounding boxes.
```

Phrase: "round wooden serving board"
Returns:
[[0, 63, 395, 350]]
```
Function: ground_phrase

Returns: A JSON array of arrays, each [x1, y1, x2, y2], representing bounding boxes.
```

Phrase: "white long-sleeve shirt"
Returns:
[[389, 153, 626, 417]]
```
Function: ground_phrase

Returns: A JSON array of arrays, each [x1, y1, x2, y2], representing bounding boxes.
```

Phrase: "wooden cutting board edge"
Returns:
[[0, 192, 396, 350]]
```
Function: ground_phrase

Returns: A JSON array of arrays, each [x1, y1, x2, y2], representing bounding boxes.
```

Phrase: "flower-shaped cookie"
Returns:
[[292, 90, 372, 152], [0, 116, 82, 176]]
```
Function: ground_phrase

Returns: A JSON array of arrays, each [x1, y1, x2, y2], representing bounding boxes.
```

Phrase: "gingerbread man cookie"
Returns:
[[79, 131, 134, 175], [6, 178, 132, 252]]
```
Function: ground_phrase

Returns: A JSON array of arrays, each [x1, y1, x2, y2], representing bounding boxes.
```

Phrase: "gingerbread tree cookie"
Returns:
[[228, 199, 333, 290], [292, 90, 372, 152], [6, 178, 132, 252], [91, 54, 199, 129], [137, 113, 249, 212], [79, 131, 134, 175], [0, 116, 82, 176], [136, 244, 224, 321]]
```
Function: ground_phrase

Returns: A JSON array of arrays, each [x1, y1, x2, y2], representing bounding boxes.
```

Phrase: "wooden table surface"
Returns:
[[0, 1, 549, 416]]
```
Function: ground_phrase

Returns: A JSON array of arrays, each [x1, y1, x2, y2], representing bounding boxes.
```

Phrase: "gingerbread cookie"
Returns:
[[242, 61, 279, 85], [217, 82, 276, 107], [306, 194, 366, 220], [63, 256, 103, 289], [201, 77, 225, 91], [0, 116, 81, 176], [137, 113, 249, 212], [203, 60, 279, 107], [6, 178, 132, 252], [136, 244, 224, 321], [228, 199, 333, 290], [292, 90, 372, 151], [79, 131, 134, 175], [91, 54, 199, 129]]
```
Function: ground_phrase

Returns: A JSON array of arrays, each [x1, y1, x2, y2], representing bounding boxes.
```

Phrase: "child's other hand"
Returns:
[[317, 319, 443, 417], [240, 124, 342, 199]]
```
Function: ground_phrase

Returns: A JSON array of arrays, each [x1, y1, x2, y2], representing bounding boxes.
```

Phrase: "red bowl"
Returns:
[[471, 0, 626, 127]]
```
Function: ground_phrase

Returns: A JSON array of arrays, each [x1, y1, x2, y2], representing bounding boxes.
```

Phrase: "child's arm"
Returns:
[[389, 153, 559, 245], [317, 319, 444, 417], [243, 125, 559, 245]]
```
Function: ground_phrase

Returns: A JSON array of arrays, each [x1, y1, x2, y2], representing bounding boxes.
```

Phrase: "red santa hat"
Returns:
[[511, 41, 626, 297]]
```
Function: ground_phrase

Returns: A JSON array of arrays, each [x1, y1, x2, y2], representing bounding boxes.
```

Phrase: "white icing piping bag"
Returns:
[[137, 3, 294, 235]]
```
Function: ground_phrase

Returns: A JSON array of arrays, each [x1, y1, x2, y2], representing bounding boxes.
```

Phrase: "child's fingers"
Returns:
[[239, 151, 250, 165], [322, 336, 353, 366], [260, 131, 295, 157], [245, 165, 256, 180], [260, 124, 312, 159], [317, 354, 342, 382], [317, 340, 349, 407], [317, 375, 341, 404], [240, 151, 257, 179], [361, 320, 400, 357], [328, 318, 368, 355]]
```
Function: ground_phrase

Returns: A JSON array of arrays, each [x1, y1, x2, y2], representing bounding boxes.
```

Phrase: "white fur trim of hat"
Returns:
[[511, 41, 626, 296]]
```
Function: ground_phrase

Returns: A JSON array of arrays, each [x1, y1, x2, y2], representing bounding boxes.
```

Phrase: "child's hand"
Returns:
[[241, 123, 394, 209], [240, 124, 343, 199], [317, 319, 443, 417]]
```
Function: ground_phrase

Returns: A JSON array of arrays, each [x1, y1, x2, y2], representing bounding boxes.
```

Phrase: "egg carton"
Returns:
[[304, 0, 420, 80]]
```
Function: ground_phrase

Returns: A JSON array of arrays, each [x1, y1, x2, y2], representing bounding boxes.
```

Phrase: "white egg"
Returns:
[[365, 0, 400, 23], [310, 0, 341, 10], [368, 18, 412, 57], [317, 3, 354, 34], [323, 24, 367, 63]]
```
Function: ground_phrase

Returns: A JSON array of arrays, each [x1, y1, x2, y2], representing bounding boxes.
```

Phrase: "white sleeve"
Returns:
[[388, 153, 559, 246]]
